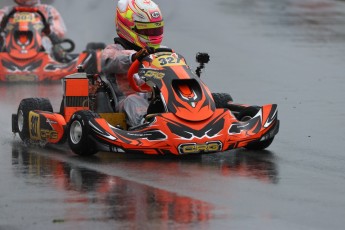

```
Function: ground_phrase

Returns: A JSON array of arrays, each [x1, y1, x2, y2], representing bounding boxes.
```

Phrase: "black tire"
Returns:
[[68, 110, 99, 156], [17, 98, 53, 142], [212, 93, 233, 108], [85, 42, 106, 51], [237, 106, 274, 150]]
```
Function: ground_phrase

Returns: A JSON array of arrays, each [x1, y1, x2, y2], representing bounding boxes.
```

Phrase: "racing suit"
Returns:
[[0, 4, 67, 60], [101, 37, 149, 127]]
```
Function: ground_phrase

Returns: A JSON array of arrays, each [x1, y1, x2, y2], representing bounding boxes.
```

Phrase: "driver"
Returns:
[[0, 0, 69, 62], [101, 0, 164, 127]]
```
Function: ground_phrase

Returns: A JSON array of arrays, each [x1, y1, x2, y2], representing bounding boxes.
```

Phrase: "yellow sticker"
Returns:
[[6, 74, 38, 82], [135, 21, 164, 29], [152, 54, 186, 67], [29, 111, 41, 140], [13, 13, 35, 23], [144, 70, 165, 79], [40, 129, 58, 140], [179, 142, 222, 154]]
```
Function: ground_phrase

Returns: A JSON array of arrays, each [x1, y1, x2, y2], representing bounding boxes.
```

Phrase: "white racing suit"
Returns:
[[101, 37, 149, 127]]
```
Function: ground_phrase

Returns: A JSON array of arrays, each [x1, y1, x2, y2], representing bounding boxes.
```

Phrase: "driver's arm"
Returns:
[[0, 6, 10, 48], [101, 44, 135, 75], [0, 6, 10, 28], [39, 5, 66, 39]]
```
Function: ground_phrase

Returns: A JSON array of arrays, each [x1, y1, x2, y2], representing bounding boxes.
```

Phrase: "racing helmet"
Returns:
[[116, 0, 164, 49], [14, 0, 40, 6]]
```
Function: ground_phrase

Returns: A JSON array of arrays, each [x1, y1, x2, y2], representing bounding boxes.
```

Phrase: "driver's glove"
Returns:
[[131, 46, 154, 62]]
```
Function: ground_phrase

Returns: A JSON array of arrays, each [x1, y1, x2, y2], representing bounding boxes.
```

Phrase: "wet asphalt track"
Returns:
[[1, 0, 345, 229]]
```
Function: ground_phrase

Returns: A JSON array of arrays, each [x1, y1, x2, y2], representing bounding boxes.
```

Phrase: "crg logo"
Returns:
[[178, 141, 222, 154], [40, 129, 58, 140]]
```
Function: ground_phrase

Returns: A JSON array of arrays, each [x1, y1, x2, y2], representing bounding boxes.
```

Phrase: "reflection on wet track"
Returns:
[[12, 146, 214, 227], [10, 142, 278, 227]]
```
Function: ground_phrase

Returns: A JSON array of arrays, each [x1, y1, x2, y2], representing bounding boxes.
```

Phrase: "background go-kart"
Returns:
[[1, 0, 345, 229]]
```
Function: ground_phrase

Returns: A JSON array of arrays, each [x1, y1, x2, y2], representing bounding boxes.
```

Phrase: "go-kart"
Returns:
[[0, 6, 104, 82], [11, 48, 279, 156]]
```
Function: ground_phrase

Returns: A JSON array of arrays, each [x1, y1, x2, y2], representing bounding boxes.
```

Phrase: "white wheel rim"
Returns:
[[70, 120, 83, 144], [18, 110, 24, 132]]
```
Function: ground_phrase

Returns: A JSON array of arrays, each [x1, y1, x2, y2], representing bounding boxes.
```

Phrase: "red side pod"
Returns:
[[40, 112, 66, 144]]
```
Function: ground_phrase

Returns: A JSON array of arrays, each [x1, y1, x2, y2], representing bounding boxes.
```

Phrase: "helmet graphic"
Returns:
[[14, 0, 39, 6], [116, 0, 164, 49]]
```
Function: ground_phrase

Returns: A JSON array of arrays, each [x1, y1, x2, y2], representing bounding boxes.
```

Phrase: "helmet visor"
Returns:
[[133, 21, 164, 37]]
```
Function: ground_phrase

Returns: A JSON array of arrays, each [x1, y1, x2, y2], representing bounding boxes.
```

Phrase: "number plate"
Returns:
[[152, 54, 186, 67], [6, 74, 38, 82], [13, 13, 35, 23]]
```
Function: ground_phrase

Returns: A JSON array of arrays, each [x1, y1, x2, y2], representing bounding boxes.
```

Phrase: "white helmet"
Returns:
[[116, 0, 164, 49]]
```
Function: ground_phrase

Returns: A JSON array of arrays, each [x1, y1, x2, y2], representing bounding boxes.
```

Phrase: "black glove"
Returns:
[[131, 46, 154, 62]]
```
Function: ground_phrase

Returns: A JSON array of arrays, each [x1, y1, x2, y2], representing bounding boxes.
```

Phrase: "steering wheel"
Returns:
[[127, 48, 174, 93], [57, 38, 75, 53], [0, 7, 48, 33]]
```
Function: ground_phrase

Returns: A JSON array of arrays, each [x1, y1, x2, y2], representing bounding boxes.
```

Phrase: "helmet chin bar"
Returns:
[[137, 36, 162, 49]]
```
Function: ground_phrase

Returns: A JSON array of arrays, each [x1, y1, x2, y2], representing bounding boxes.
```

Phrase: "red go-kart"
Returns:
[[11, 48, 279, 156], [0, 6, 103, 82]]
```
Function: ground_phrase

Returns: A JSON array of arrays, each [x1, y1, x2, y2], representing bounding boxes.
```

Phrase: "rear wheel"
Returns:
[[212, 93, 233, 108], [17, 98, 53, 142], [237, 107, 274, 150], [68, 110, 99, 156]]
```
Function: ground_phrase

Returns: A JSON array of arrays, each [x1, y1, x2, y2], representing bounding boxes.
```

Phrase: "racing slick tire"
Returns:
[[16, 98, 53, 142], [68, 110, 99, 156], [237, 106, 274, 150], [212, 93, 233, 108]]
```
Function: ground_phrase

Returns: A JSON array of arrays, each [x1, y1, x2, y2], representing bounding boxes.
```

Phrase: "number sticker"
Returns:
[[13, 13, 35, 23], [152, 54, 186, 67], [29, 112, 40, 140]]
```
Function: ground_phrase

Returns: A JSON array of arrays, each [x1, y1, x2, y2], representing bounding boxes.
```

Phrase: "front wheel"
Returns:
[[237, 106, 274, 150], [16, 98, 53, 142], [212, 93, 233, 108], [68, 110, 99, 156]]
